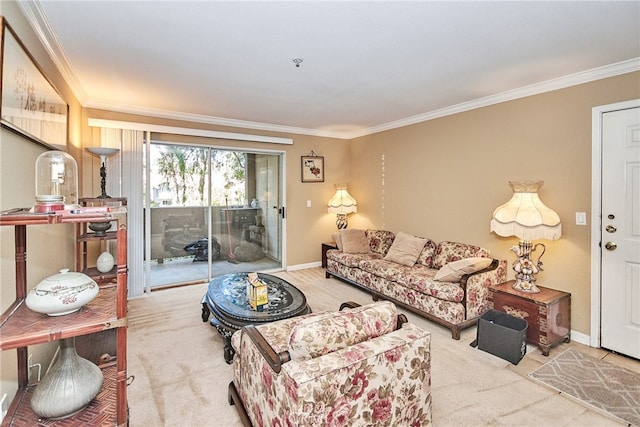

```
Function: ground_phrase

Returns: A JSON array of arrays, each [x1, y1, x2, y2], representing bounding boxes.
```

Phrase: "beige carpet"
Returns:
[[127, 268, 630, 426], [529, 348, 640, 426]]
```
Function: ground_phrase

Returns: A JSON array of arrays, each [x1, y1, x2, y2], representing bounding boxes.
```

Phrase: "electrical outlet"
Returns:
[[1, 393, 8, 423]]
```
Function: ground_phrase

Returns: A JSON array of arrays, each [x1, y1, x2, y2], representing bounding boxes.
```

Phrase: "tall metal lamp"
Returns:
[[327, 183, 357, 229], [490, 181, 561, 293], [86, 147, 120, 198]]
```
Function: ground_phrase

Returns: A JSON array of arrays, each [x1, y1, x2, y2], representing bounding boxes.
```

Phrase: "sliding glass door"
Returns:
[[145, 141, 283, 289]]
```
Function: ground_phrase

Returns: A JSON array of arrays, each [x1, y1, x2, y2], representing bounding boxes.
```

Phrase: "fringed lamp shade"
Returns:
[[490, 181, 561, 241], [328, 184, 357, 229], [490, 181, 561, 293]]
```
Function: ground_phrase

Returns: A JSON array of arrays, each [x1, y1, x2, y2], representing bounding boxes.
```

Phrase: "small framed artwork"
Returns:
[[0, 17, 69, 150], [301, 156, 324, 182]]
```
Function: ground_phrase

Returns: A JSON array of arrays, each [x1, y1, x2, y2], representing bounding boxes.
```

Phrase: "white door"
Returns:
[[600, 106, 640, 359]]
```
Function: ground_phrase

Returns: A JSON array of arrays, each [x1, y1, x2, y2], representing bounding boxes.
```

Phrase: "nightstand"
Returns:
[[488, 280, 571, 356], [321, 242, 338, 268]]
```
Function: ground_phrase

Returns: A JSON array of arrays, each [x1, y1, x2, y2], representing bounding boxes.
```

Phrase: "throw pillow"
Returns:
[[287, 301, 398, 361], [331, 232, 343, 251], [340, 229, 369, 254], [384, 231, 429, 266], [434, 257, 493, 282]]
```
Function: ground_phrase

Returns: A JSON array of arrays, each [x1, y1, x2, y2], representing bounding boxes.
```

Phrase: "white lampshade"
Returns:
[[490, 181, 561, 241], [327, 184, 357, 215]]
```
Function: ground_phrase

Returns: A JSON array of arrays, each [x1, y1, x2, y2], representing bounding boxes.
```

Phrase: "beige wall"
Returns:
[[0, 4, 83, 407], [349, 72, 640, 336]]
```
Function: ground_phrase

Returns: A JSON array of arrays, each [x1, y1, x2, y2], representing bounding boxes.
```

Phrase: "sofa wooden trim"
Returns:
[[228, 381, 252, 427], [240, 301, 411, 375], [326, 258, 500, 340]]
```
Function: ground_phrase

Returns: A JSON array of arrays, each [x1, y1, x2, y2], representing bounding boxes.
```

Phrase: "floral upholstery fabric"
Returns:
[[364, 229, 396, 255], [325, 230, 506, 332], [232, 308, 432, 427], [398, 266, 465, 303], [358, 258, 412, 282], [465, 259, 508, 318], [326, 250, 382, 268], [432, 241, 490, 269], [288, 301, 398, 361], [416, 239, 437, 268]]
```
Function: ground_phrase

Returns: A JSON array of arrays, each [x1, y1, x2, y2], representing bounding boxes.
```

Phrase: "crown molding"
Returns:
[[346, 58, 640, 139], [17, 0, 88, 104]]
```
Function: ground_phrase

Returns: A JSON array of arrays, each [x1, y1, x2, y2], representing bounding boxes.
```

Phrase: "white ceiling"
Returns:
[[18, 1, 640, 139]]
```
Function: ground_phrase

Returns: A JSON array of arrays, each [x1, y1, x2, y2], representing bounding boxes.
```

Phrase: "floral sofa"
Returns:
[[229, 301, 432, 427], [325, 229, 507, 339]]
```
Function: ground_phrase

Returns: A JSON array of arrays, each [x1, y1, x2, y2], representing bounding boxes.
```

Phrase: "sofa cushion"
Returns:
[[398, 267, 466, 303], [331, 232, 343, 251], [384, 232, 429, 266], [434, 257, 494, 282], [432, 241, 490, 269], [340, 229, 370, 254], [359, 258, 412, 282], [287, 301, 398, 361], [416, 239, 438, 268], [327, 251, 382, 268], [365, 229, 396, 255]]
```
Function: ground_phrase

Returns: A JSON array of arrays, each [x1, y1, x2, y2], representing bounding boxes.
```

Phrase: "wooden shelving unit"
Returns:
[[0, 203, 128, 426]]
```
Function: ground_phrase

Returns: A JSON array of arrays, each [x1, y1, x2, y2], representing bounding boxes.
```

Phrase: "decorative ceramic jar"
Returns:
[[30, 337, 103, 419], [96, 251, 115, 273], [26, 269, 99, 316]]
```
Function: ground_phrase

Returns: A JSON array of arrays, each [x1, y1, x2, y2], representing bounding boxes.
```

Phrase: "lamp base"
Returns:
[[336, 213, 348, 229], [510, 240, 545, 294], [512, 278, 540, 293]]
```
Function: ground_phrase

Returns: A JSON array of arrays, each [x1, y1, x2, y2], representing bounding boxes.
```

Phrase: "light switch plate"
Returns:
[[576, 212, 587, 225]]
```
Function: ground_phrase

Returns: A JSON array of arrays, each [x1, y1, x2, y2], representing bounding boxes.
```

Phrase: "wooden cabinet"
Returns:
[[489, 280, 571, 356], [0, 203, 128, 426]]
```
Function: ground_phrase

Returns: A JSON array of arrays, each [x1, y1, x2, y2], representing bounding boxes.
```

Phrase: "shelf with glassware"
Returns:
[[0, 207, 128, 426]]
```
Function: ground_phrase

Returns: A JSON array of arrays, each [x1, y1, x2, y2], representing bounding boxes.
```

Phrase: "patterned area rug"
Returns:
[[529, 349, 640, 426]]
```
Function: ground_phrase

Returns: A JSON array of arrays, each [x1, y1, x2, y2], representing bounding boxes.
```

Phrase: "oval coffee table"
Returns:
[[201, 272, 310, 363]]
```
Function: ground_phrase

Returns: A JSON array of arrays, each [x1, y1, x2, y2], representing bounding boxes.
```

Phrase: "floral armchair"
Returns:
[[228, 301, 432, 426]]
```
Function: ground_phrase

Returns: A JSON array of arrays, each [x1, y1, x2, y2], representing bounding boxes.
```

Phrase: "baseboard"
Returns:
[[287, 261, 321, 271], [570, 330, 590, 346]]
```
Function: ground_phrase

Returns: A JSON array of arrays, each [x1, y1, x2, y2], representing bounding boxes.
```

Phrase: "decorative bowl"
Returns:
[[88, 221, 112, 236], [26, 269, 99, 316]]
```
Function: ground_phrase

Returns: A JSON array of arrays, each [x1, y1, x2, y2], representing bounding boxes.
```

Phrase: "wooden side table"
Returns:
[[488, 280, 571, 356], [321, 242, 338, 268]]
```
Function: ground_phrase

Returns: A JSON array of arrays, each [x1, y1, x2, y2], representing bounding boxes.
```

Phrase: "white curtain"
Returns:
[[101, 128, 145, 297]]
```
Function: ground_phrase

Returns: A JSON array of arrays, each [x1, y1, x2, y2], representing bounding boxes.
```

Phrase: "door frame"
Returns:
[[590, 98, 640, 347], [142, 140, 287, 293]]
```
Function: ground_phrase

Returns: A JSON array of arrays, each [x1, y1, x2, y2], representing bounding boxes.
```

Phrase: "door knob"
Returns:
[[604, 242, 617, 251], [605, 225, 617, 233]]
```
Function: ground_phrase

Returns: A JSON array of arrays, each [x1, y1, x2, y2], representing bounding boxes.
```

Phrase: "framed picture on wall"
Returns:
[[0, 17, 68, 150], [301, 155, 324, 182]]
